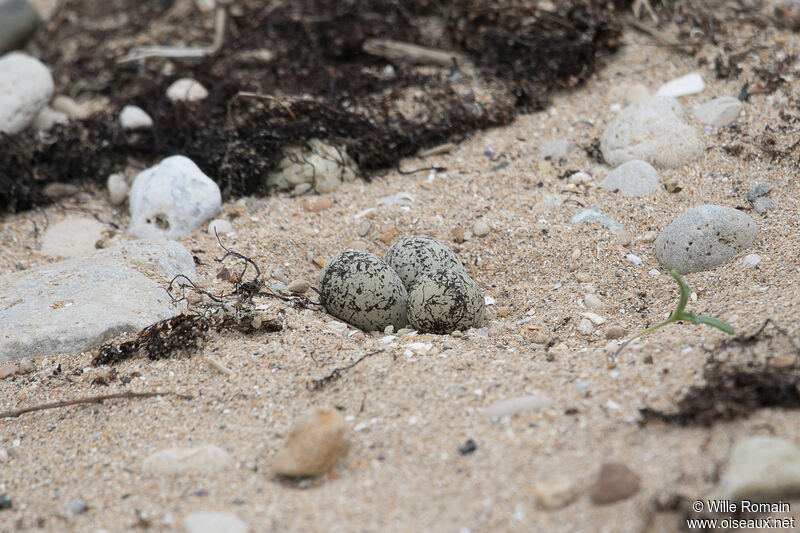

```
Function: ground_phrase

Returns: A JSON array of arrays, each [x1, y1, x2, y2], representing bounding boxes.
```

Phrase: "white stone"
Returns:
[[624, 83, 651, 105], [656, 72, 704, 97], [584, 293, 603, 310], [626, 254, 643, 266], [568, 207, 624, 230], [142, 445, 233, 475], [600, 96, 703, 169], [32, 106, 68, 131], [0, 52, 54, 134], [40, 217, 105, 257], [693, 97, 742, 127], [577, 318, 594, 335], [119, 105, 153, 130], [207, 219, 233, 236], [599, 160, 660, 197], [183, 512, 248, 533], [107, 173, 129, 205], [473, 219, 491, 237], [482, 395, 552, 418], [568, 171, 592, 186], [166, 78, 209, 102], [0, 259, 185, 362], [654, 205, 759, 273], [715, 437, 800, 501], [51, 95, 86, 119], [129, 155, 221, 239], [582, 312, 606, 325], [742, 253, 761, 267], [265, 139, 358, 194]]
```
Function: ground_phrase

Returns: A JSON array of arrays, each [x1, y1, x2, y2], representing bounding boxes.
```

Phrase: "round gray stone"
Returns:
[[654, 205, 759, 273], [599, 160, 660, 197], [407, 269, 485, 334], [383, 235, 464, 290], [318, 251, 408, 332]]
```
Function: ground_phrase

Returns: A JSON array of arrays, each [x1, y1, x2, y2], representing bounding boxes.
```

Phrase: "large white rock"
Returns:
[[0, 51, 54, 134], [693, 97, 742, 127], [94, 239, 197, 283], [600, 96, 703, 169], [40, 217, 106, 257], [654, 205, 759, 273], [0, 259, 184, 362], [266, 138, 358, 194], [129, 155, 221, 239], [714, 436, 800, 501], [599, 160, 660, 197]]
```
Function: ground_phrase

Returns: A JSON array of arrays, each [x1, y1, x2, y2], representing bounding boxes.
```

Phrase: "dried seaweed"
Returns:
[[640, 320, 800, 426], [1, 0, 625, 214]]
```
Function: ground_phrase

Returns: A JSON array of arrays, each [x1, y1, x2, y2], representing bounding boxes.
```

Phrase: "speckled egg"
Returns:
[[383, 236, 464, 290], [407, 269, 486, 334], [318, 251, 408, 331]]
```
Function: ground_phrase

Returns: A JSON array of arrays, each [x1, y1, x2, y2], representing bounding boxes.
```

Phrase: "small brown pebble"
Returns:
[[496, 306, 509, 318], [16, 359, 35, 374], [378, 228, 395, 245], [0, 363, 18, 379], [590, 462, 641, 505], [643, 354, 653, 364], [288, 280, 310, 294], [313, 256, 327, 268], [605, 326, 626, 340], [43, 183, 80, 199], [304, 196, 333, 212], [664, 181, 682, 193], [451, 226, 464, 243], [640, 230, 658, 243], [273, 407, 349, 478], [575, 272, 592, 283]]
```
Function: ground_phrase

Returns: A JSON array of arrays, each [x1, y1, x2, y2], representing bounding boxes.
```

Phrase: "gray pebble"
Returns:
[[584, 294, 603, 310], [407, 269, 485, 334], [384, 235, 464, 290], [272, 267, 288, 284], [754, 196, 777, 214], [577, 318, 594, 335], [693, 96, 742, 127], [0, 0, 39, 56], [472, 219, 491, 237], [67, 499, 88, 515], [318, 251, 408, 332], [538, 139, 573, 159], [742, 253, 761, 267], [599, 160, 660, 197], [654, 205, 759, 273], [746, 183, 772, 202], [287, 279, 310, 294]]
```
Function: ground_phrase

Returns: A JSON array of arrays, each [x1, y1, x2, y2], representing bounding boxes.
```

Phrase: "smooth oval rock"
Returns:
[[32, 106, 67, 131], [142, 445, 233, 475], [273, 407, 349, 478], [0, 51, 53, 134], [129, 155, 221, 239], [568, 207, 624, 230], [693, 97, 742, 127], [166, 78, 209, 102], [656, 72, 704, 97], [654, 205, 759, 273], [599, 160, 660, 197], [107, 173, 129, 205], [482, 395, 552, 419], [600, 96, 703, 169], [383, 235, 464, 290], [207, 218, 233, 236], [120, 104, 153, 130], [590, 462, 641, 505], [318, 251, 408, 332], [407, 269, 485, 334]]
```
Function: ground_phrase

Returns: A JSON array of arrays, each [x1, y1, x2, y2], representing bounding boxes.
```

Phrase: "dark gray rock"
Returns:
[[0, 0, 39, 55]]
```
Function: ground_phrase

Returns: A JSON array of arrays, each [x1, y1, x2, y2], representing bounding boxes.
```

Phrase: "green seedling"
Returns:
[[612, 269, 734, 358]]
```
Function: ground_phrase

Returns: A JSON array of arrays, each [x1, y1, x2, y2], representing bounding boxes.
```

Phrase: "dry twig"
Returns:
[[0, 391, 192, 419]]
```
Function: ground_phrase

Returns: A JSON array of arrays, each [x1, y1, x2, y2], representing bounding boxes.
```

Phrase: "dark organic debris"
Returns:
[[1, 0, 624, 214], [308, 350, 383, 391], [640, 320, 800, 426]]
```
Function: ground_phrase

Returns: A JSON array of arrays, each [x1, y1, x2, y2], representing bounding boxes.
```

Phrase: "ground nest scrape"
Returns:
[[0, 0, 627, 214]]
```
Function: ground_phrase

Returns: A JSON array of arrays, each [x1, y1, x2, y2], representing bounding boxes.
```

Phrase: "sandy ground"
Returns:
[[3, 11, 800, 533]]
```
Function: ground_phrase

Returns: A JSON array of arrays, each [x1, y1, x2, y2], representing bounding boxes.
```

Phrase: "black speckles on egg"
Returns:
[[384, 236, 464, 290], [318, 251, 408, 332], [407, 269, 486, 334]]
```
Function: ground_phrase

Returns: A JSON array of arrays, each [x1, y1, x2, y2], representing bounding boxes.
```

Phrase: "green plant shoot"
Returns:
[[612, 269, 734, 358]]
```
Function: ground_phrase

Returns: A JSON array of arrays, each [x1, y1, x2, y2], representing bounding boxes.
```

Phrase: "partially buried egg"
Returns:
[[383, 235, 464, 290], [407, 269, 486, 334], [318, 250, 408, 331]]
